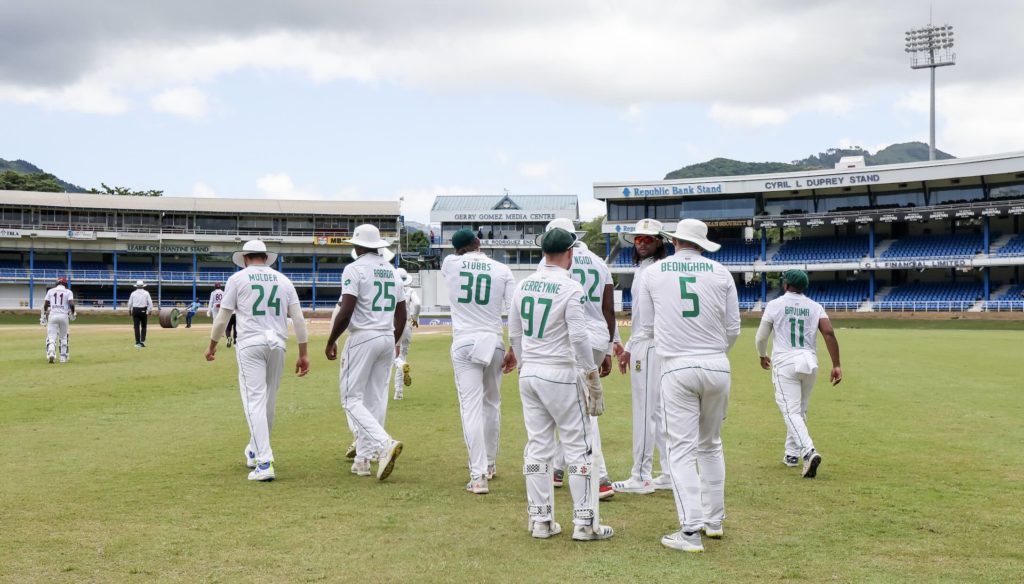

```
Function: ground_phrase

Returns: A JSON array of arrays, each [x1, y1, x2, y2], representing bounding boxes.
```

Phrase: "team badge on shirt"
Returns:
[[635, 360, 642, 371]]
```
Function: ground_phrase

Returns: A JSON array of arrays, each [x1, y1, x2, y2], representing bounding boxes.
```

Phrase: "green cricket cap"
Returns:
[[451, 228, 478, 250], [540, 227, 577, 253], [784, 269, 809, 290]]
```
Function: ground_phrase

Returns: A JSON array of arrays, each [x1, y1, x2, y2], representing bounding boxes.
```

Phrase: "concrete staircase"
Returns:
[[873, 239, 897, 257], [763, 242, 783, 262], [860, 285, 894, 312], [988, 234, 1014, 254]]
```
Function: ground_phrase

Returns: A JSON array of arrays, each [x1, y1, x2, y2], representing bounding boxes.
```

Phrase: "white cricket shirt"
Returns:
[[624, 257, 655, 350], [509, 264, 597, 370], [44, 285, 74, 315], [441, 252, 515, 338], [538, 246, 616, 349], [220, 265, 299, 346], [637, 248, 741, 358], [340, 252, 406, 332], [208, 289, 225, 317], [127, 289, 153, 310], [760, 292, 828, 368], [404, 286, 422, 320]]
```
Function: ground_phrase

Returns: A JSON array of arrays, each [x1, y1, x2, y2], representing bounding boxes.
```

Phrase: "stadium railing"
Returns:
[[873, 301, 978, 312]]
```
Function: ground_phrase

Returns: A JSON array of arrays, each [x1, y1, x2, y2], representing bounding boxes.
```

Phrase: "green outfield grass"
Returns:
[[1, 323, 1022, 583]]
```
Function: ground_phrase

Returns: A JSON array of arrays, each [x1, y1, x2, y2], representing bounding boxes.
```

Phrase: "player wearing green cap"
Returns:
[[755, 270, 843, 479]]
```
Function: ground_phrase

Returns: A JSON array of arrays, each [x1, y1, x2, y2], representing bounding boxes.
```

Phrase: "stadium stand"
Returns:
[[881, 233, 986, 259], [987, 284, 1024, 310], [875, 282, 983, 311], [804, 281, 870, 310], [770, 236, 869, 263], [994, 233, 1024, 256], [705, 240, 759, 264], [737, 285, 759, 309]]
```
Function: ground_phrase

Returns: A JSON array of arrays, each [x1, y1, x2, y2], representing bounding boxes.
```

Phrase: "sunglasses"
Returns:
[[633, 235, 658, 245]]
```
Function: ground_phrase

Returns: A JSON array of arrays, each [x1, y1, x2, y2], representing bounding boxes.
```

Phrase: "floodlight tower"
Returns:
[[905, 23, 956, 160]]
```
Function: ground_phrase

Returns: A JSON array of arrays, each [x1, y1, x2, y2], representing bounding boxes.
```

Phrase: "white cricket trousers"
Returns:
[[451, 336, 503, 479], [46, 314, 70, 360], [235, 341, 286, 465], [554, 347, 608, 479], [661, 355, 730, 533], [772, 363, 817, 458], [340, 330, 395, 462], [392, 326, 413, 392], [628, 338, 668, 482], [520, 363, 597, 526]]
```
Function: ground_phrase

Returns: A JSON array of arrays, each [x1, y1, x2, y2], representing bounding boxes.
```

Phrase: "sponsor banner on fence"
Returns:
[[67, 229, 96, 240], [0, 228, 21, 238], [754, 200, 1024, 228]]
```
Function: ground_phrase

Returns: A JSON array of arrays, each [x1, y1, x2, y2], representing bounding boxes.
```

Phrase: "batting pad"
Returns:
[[523, 461, 550, 475]]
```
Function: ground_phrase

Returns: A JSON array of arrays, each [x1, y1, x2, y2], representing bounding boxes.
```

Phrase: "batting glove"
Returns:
[[69, 313, 77, 322], [584, 369, 604, 416], [39, 316, 47, 326]]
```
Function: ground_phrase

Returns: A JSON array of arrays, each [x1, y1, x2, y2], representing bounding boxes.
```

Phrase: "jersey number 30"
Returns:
[[457, 272, 492, 304], [251, 284, 281, 316]]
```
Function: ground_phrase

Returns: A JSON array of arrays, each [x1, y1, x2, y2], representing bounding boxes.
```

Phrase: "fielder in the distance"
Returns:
[[128, 280, 153, 348], [41, 276, 75, 364], [207, 282, 224, 321], [636, 218, 740, 553], [441, 228, 516, 494], [326, 224, 406, 481], [613, 218, 671, 494], [509, 226, 613, 541], [755, 270, 842, 479], [205, 240, 310, 482], [203, 238, 307, 479], [391, 267, 421, 400]]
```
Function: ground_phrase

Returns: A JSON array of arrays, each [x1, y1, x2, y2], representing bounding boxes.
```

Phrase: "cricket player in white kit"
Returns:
[[391, 267, 421, 400], [613, 219, 671, 494], [755, 270, 843, 478], [636, 219, 740, 552], [509, 227, 614, 541], [127, 280, 153, 348], [41, 277, 75, 364], [205, 240, 310, 482], [441, 228, 516, 494], [207, 282, 224, 320], [327, 224, 407, 481], [540, 218, 621, 500]]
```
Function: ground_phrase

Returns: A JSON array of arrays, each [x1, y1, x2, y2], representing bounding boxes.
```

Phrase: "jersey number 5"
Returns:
[[520, 296, 552, 338], [251, 284, 281, 316], [678, 276, 700, 318], [457, 271, 492, 304]]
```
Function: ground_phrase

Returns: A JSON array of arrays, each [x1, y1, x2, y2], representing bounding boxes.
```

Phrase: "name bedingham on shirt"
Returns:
[[45, 286, 73, 315], [638, 249, 741, 358], [340, 253, 406, 332], [220, 265, 299, 346], [441, 252, 515, 337], [761, 292, 828, 367], [510, 265, 596, 370]]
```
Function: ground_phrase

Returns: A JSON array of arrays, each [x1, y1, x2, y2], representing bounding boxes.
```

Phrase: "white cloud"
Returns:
[[518, 161, 554, 179], [579, 197, 606, 221], [0, 81, 129, 114], [709, 103, 789, 128], [150, 87, 209, 119], [255, 172, 321, 200], [191, 181, 217, 198]]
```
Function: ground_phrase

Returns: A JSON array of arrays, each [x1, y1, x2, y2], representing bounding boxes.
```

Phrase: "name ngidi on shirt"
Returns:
[[221, 265, 299, 346], [761, 292, 828, 368], [538, 245, 614, 348], [511, 265, 595, 370], [441, 251, 515, 338], [341, 252, 406, 332]]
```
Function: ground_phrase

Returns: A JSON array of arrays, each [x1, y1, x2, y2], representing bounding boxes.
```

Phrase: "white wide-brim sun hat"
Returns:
[[350, 246, 395, 262], [536, 217, 586, 247], [661, 218, 721, 253], [395, 268, 413, 286], [621, 218, 665, 245], [349, 224, 392, 249], [135, 280, 146, 288], [232, 240, 279, 268]]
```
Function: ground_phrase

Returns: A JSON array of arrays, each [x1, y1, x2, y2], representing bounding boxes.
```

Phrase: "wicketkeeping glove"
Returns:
[[584, 369, 604, 416]]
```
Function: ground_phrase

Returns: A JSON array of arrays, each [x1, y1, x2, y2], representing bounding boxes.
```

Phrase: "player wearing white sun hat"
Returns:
[[127, 280, 153, 348], [390, 267, 420, 400]]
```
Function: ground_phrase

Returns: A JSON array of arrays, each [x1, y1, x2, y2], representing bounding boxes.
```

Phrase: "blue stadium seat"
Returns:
[[876, 282, 982, 311], [882, 233, 986, 259], [803, 281, 869, 310], [995, 234, 1024, 256], [771, 236, 868, 263]]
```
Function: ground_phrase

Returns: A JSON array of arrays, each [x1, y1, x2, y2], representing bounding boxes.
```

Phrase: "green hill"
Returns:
[[0, 158, 87, 192], [664, 142, 954, 180]]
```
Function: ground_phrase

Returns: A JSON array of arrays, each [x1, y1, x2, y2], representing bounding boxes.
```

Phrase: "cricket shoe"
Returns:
[[531, 521, 562, 539], [552, 468, 564, 488], [344, 442, 357, 460], [783, 455, 800, 467], [377, 440, 403, 481], [244, 448, 257, 469], [661, 530, 704, 552], [393, 390, 403, 401], [59, 357, 68, 363], [486, 464, 496, 480], [350, 460, 371, 476], [802, 450, 822, 478], [466, 476, 489, 494], [402, 363, 412, 387], [140, 342, 146, 348], [652, 474, 673, 491], [134, 343, 142, 349], [598, 477, 615, 500], [225, 337, 232, 348], [572, 523, 614, 541], [611, 477, 655, 494], [47, 353, 55, 364], [703, 522, 724, 539], [248, 462, 275, 482]]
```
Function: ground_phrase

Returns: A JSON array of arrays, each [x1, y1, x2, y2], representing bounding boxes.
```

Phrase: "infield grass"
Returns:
[[1, 322, 1022, 583]]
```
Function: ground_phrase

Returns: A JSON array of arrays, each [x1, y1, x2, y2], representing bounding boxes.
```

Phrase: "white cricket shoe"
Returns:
[[350, 460, 371, 476], [531, 520, 562, 539], [344, 442, 357, 460], [703, 522, 724, 539], [572, 523, 614, 541], [652, 474, 673, 490], [486, 464, 496, 480], [47, 353, 55, 364], [247, 462, 275, 482], [59, 357, 68, 363], [802, 450, 822, 478], [611, 477, 655, 494], [377, 440, 403, 481], [661, 530, 704, 552], [466, 476, 489, 494], [393, 390, 403, 401], [244, 448, 257, 469], [783, 455, 801, 467]]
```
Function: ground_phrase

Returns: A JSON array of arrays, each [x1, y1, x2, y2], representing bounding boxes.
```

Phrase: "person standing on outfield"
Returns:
[[41, 276, 75, 364], [205, 240, 310, 482], [613, 218, 671, 494], [509, 227, 613, 541], [326, 224, 407, 482], [755, 270, 842, 479], [441, 228, 516, 494], [185, 300, 202, 328], [636, 218, 740, 553], [127, 280, 153, 348], [207, 282, 224, 319], [391, 267, 421, 400]]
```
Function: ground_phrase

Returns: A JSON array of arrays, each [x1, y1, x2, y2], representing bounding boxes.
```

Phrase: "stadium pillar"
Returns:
[[760, 272, 767, 303], [157, 253, 162, 308], [984, 268, 990, 300], [277, 255, 283, 271], [760, 228, 767, 261], [868, 224, 876, 258], [67, 249, 72, 288], [28, 247, 34, 309], [869, 271, 876, 302], [605, 234, 611, 258], [112, 251, 118, 310], [311, 253, 318, 311], [983, 217, 991, 254], [191, 253, 198, 303]]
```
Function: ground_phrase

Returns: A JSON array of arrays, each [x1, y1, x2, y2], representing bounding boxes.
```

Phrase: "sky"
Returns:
[[2, 0, 1023, 225]]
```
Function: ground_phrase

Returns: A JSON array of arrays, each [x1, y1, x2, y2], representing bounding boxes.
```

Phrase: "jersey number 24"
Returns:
[[251, 284, 281, 316]]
